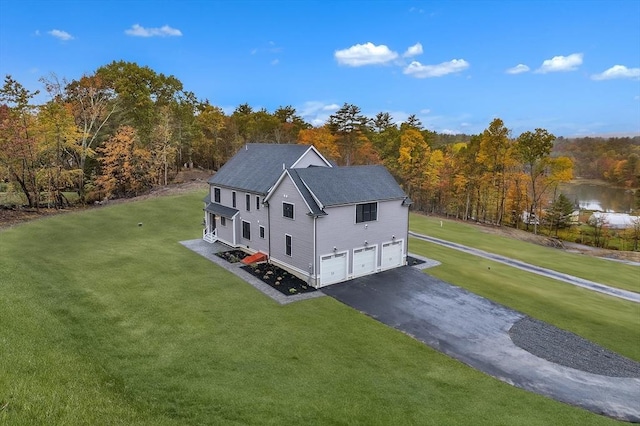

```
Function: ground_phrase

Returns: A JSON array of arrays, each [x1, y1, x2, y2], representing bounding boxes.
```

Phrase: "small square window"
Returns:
[[356, 202, 377, 223], [259, 226, 265, 239], [285, 234, 292, 256], [214, 188, 221, 203], [283, 202, 294, 219]]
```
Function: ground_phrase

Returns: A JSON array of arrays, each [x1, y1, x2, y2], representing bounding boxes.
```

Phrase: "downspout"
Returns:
[[232, 216, 236, 246], [267, 201, 271, 263], [406, 200, 410, 265], [313, 216, 317, 287]]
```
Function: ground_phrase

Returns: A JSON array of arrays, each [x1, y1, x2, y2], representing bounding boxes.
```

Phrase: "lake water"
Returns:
[[558, 181, 636, 213]]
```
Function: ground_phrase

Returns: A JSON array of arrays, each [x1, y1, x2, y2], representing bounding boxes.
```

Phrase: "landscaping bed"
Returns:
[[406, 255, 426, 267], [241, 263, 317, 296], [215, 250, 249, 263]]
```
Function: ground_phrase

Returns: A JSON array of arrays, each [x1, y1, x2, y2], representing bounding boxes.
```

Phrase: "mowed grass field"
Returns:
[[410, 213, 640, 294], [0, 190, 633, 425]]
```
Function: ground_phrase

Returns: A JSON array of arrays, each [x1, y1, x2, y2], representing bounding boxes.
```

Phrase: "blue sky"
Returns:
[[1, 0, 639, 137]]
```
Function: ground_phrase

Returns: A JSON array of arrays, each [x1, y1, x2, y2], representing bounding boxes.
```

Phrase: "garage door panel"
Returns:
[[353, 246, 376, 277], [320, 252, 347, 286], [382, 241, 403, 270]]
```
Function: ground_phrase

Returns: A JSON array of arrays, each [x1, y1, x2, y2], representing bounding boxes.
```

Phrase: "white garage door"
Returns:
[[353, 246, 377, 277], [320, 252, 348, 287], [381, 240, 403, 270]]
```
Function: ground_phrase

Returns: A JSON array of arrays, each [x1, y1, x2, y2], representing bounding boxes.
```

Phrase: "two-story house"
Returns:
[[203, 143, 410, 287]]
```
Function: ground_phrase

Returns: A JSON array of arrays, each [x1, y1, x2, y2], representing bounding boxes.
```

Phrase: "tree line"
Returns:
[[3, 60, 634, 231], [553, 136, 640, 187]]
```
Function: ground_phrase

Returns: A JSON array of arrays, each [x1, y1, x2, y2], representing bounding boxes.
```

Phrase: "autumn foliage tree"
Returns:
[[297, 126, 339, 161], [0, 76, 40, 207], [35, 100, 82, 208], [96, 126, 152, 198]]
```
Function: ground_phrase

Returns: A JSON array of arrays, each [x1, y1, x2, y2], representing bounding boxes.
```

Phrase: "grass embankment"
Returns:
[[0, 191, 629, 425], [410, 213, 639, 293]]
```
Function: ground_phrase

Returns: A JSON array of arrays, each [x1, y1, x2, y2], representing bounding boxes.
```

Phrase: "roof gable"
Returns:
[[208, 143, 326, 194], [294, 165, 407, 207]]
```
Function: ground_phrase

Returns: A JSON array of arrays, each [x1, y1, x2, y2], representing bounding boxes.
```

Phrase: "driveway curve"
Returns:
[[408, 231, 640, 303], [322, 267, 640, 422]]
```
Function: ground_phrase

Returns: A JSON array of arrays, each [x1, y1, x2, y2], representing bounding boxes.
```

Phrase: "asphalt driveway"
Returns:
[[322, 266, 640, 422]]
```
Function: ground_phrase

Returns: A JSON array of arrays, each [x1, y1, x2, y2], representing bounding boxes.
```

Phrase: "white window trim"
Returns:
[[259, 225, 265, 239], [242, 220, 251, 241], [285, 233, 292, 257], [355, 201, 378, 224], [283, 201, 295, 220], [214, 187, 221, 203]]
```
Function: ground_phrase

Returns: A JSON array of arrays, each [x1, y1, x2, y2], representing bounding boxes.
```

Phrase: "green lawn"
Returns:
[[0, 191, 629, 425], [410, 213, 640, 293]]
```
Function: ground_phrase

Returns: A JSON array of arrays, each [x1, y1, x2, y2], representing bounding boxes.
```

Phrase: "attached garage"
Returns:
[[353, 246, 377, 277], [319, 252, 348, 287], [381, 240, 404, 270]]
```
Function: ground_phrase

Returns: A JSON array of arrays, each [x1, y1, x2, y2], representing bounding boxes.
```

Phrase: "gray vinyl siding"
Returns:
[[292, 149, 330, 169], [316, 200, 408, 275], [210, 186, 269, 252], [216, 216, 234, 245], [236, 193, 269, 253], [268, 175, 315, 276], [213, 186, 235, 245]]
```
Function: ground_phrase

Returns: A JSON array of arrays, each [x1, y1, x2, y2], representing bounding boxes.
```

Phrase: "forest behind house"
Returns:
[[1, 61, 639, 248]]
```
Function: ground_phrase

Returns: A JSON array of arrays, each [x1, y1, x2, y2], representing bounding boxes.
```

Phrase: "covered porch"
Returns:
[[203, 200, 239, 245]]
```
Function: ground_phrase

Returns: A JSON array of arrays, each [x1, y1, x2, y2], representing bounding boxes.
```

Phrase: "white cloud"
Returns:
[[591, 65, 640, 81], [125, 24, 182, 37], [334, 42, 398, 67], [403, 59, 469, 78], [506, 64, 530, 74], [270, 59, 279, 66], [403, 43, 423, 58], [420, 108, 431, 114], [536, 53, 583, 73], [298, 101, 340, 126], [322, 103, 340, 111], [440, 128, 462, 135], [48, 29, 73, 41]]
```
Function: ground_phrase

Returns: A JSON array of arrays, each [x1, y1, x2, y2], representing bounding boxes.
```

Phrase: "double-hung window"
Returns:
[[242, 220, 251, 240], [256, 195, 260, 210], [356, 202, 377, 223], [246, 194, 251, 211], [285, 234, 292, 256], [283, 202, 294, 219], [214, 187, 221, 203]]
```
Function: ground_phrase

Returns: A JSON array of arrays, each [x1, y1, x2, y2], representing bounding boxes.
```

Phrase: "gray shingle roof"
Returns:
[[287, 169, 326, 216], [294, 165, 407, 207], [205, 202, 239, 218], [208, 143, 313, 194]]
